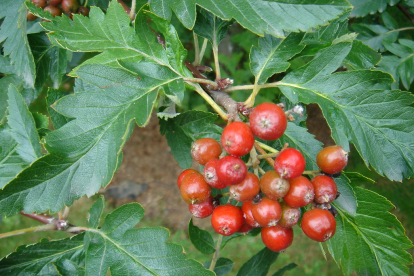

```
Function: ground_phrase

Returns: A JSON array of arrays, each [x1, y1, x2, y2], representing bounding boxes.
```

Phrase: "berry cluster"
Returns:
[[176, 102, 348, 252], [27, 0, 89, 21]]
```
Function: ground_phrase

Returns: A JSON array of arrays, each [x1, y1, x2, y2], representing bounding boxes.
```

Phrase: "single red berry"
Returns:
[[191, 138, 222, 165], [316, 145, 348, 174], [77, 6, 89, 16], [274, 148, 306, 179], [249, 103, 287, 140], [238, 223, 253, 234], [216, 156, 247, 186], [203, 159, 227, 189], [261, 225, 293, 252], [260, 170, 290, 200], [241, 201, 260, 228], [177, 169, 198, 188], [44, 5, 62, 17], [211, 205, 244, 236], [311, 175, 338, 204], [278, 201, 300, 228], [180, 173, 211, 204], [301, 209, 336, 242], [251, 196, 282, 227], [32, 0, 47, 8], [61, 0, 79, 14], [189, 196, 214, 218], [27, 11, 37, 21], [47, 0, 62, 6], [283, 176, 314, 207], [221, 122, 254, 157], [229, 172, 260, 202]]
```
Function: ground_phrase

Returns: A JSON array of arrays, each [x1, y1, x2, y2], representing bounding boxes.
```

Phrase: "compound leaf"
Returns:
[[279, 42, 414, 181], [149, 0, 352, 37]]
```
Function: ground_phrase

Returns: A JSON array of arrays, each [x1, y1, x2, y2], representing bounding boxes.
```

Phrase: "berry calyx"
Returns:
[[61, 0, 79, 14], [241, 201, 261, 228], [191, 138, 222, 165], [216, 156, 247, 186], [260, 170, 290, 200], [301, 209, 336, 242], [311, 175, 338, 204], [211, 205, 244, 236], [229, 172, 260, 202], [203, 159, 227, 189], [316, 145, 348, 174], [44, 5, 62, 17], [180, 173, 211, 204], [249, 102, 287, 140], [274, 148, 306, 179], [251, 197, 282, 227], [283, 176, 314, 208], [261, 225, 293, 252], [189, 196, 214, 218], [221, 122, 254, 157], [177, 169, 198, 188], [278, 201, 300, 228]]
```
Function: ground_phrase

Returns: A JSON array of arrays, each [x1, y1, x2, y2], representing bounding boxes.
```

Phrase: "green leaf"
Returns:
[[271, 263, 298, 276], [343, 40, 381, 70], [0, 63, 179, 216], [0, 54, 15, 74], [87, 195, 104, 229], [0, 0, 36, 87], [0, 234, 85, 275], [46, 88, 72, 129], [7, 84, 41, 163], [55, 259, 86, 276], [150, 0, 352, 37], [334, 175, 357, 216], [348, 0, 400, 17], [204, 258, 234, 276], [193, 9, 234, 44], [352, 23, 398, 51], [279, 42, 414, 181], [188, 218, 216, 254], [87, 0, 110, 9], [159, 110, 222, 169], [85, 203, 214, 276], [236, 247, 279, 276], [250, 33, 305, 85], [328, 175, 413, 276]]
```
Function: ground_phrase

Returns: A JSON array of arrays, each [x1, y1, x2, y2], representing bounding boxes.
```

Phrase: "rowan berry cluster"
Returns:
[[27, 0, 89, 21], [177, 102, 348, 252]]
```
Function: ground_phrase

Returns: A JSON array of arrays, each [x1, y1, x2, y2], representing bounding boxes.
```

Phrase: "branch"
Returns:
[[397, 4, 414, 24]]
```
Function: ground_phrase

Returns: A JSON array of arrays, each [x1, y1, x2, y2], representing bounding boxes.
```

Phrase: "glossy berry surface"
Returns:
[[191, 138, 222, 165], [249, 103, 287, 140], [77, 6, 89, 16], [221, 122, 254, 157], [311, 175, 338, 204], [203, 159, 227, 189], [237, 223, 253, 234], [177, 169, 198, 188], [27, 11, 37, 21], [47, 0, 62, 5], [278, 201, 300, 228], [251, 197, 282, 227], [180, 173, 211, 204], [32, 0, 47, 8], [283, 176, 314, 207], [62, 0, 79, 14], [241, 201, 260, 227], [211, 205, 243, 236], [229, 172, 260, 202], [44, 5, 62, 17], [301, 209, 336, 242], [189, 196, 214, 218], [216, 156, 247, 186], [316, 145, 348, 174], [260, 170, 290, 200], [274, 148, 306, 179], [261, 225, 293, 252]]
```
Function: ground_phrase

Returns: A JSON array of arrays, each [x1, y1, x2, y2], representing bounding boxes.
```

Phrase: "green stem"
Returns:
[[212, 16, 221, 80], [60, 206, 70, 220], [209, 234, 223, 271], [257, 151, 280, 159], [183, 77, 218, 88], [129, 0, 136, 20], [255, 141, 278, 153], [0, 224, 56, 240], [193, 33, 200, 65], [188, 83, 228, 120], [385, 26, 414, 34], [84, 0, 88, 7], [224, 82, 280, 93], [199, 39, 208, 64]]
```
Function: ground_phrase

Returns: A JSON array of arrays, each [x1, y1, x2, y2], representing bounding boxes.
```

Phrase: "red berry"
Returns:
[[311, 175, 338, 204], [191, 138, 222, 165], [77, 6, 89, 16], [249, 103, 287, 140], [241, 201, 260, 228], [278, 201, 300, 228], [216, 156, 247, 186], [61, 0, 79, 14], [32, 0, 47, 8], [211, 205, 244, 236], [177, 169, 198, 188], [283, 176, 314, 207], [27, 11, 37, 21], [221, 122, 254, 156], [238, 223, 253, 234], [274, 148, 306, 179], [261, 225, 293, 252], [180, 173, 211, 204], [260, 170, 290, 200], [47, 0, 62, 6], [229, 172, 260, 202], [203, 159, 227, 189], [301, 209, 336, 242], [251, 197, 282, 227], [189, 196, 214, 218], [44, 5, 62, 17], [316, 145, 348, 174]]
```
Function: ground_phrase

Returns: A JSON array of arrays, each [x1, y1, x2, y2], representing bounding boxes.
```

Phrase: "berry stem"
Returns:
[[129, 0, 136, 20], [254, 142, 275, 167], [209, 234, 223, 271], [255, 141, 278, 153], [84, 0, 88, 7], [257, 151, 280, 159], [0, 224, 57, 240]]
